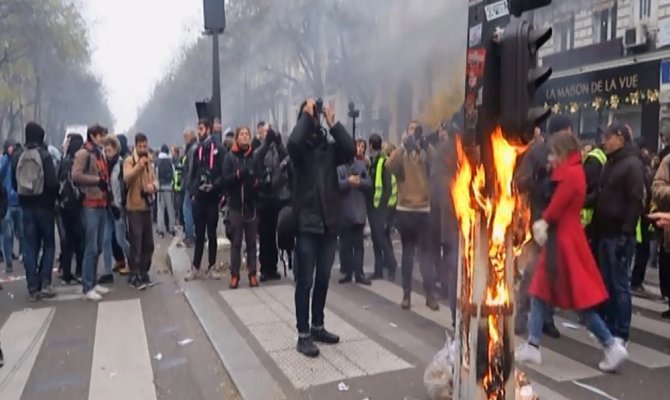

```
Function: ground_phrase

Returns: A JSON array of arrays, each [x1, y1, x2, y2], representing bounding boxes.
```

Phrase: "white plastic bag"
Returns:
[[424, 332, 456, 400]]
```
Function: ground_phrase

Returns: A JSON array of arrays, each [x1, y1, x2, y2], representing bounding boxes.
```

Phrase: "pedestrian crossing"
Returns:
[[358, 276, 670, 397]]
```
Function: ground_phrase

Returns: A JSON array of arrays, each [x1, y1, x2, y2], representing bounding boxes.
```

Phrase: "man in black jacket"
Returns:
[[181, 129, 197, 247], [185, 119, 226, 280], [288, 99, 356, 358], [593, 122, 644, 344], [12, 122, 59, 301], [255, 121, 288, 282]]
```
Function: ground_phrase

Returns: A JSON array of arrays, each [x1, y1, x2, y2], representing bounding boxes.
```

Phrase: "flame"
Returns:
[[451, 127, 531, 400]]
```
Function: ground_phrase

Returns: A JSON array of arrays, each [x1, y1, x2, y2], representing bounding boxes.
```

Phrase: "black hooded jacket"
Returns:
[[592, 144, 645, 236], [222, 142, 259, 214], [12, 122, 58, 209], [187, 135, 225, 202], [287, 114, 356, 234]]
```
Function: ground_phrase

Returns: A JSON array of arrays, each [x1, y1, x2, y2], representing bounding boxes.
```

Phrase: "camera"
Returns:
[[140, 189, 154, 207], [315, 98, 324, 116], [199, 169, 212, 186]]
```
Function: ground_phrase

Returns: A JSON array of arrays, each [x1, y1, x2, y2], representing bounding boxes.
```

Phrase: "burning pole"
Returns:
[[453, 1, 553, 399]]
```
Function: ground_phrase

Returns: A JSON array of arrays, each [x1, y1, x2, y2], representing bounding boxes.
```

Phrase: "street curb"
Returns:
[[167, 240, 287, 400]]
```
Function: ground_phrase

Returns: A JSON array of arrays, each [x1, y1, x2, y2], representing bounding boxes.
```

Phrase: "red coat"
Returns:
[[528, 152, 608, 310]]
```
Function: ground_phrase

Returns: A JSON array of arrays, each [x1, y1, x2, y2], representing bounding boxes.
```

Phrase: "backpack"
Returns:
[[157, 157, 173, 185], [58, 156, 84, 211], [16, 147, 45, 196]]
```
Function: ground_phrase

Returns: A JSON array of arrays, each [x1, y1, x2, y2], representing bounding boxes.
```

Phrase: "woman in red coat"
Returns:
[[516, 132, 629, 373]]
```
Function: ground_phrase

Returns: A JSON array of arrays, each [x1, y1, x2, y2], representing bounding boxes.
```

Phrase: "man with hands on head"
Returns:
[[288, 98, 356, 358]]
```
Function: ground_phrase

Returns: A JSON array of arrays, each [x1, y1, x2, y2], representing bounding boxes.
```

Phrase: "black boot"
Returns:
[[355, 274, 372, 286], [296, 337, 320, 358], [311, 328, 340, 344]]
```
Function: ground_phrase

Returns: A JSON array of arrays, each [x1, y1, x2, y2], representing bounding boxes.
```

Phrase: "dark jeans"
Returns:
[[659, 249, 670, 301], [258, 202, 279, 276], [598, 235, 635, 341], [61, 208, 84, 280], [294, 232, 337, 335], [193, 198, 218, 269], [82, 207, 106, 293], [127, 211, 154, 275], [338, 224, 365, 278], [396, 211, 435, 298], [632, 238, 651, 288], [23, 207, 56, 295], [230, 209, 258, 276], [175, 191, 184, 226], [368, 207, 397, 275]]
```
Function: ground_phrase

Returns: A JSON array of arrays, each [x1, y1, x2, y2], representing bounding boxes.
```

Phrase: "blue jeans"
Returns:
[[82, 207, 107, 293], [103, 210, 114, 276], [2, 206, 22, 270], [114, 212, 130, 257], [22, 208, 55, 295], [183, 195, 194, 241], [529, 297, 613, 347], [598, 235, 635, 341], [294, 232, 337, 335]]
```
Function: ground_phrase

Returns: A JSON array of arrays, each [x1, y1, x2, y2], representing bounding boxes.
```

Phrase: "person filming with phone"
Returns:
[[287, 98, 356, 358]]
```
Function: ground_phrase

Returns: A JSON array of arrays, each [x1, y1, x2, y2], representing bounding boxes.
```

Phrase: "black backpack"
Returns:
[[157, 158, 173, 185], [58, 156, 84, 211]]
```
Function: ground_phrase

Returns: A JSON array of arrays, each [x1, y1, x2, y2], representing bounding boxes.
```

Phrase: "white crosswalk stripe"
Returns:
[[0, 300, 158, 400]]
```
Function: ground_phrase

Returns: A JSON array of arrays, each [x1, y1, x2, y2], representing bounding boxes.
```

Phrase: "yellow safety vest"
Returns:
[[581, 149, 607, 226], [373, 156, 397, 208]]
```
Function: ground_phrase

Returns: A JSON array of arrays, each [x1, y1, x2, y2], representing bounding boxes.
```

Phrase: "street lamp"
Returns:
[[203, 0, 226, 143]]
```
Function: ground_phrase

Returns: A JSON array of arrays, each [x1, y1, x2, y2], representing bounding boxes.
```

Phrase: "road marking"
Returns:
[[632, 295, 668, 313], [555, 316, 670, 368], [220, 285, 412, 390], [360, 281, 602, 382], [631, 312, 670, 338], [0, 307, 55, 400], [88, 299, 157, 400]]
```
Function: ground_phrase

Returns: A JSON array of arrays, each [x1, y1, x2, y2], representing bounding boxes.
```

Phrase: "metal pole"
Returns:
[[212, 32, 222, 142], [352, 116, 357, 141]]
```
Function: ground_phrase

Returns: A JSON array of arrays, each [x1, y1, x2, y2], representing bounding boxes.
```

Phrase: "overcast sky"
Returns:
[[83, 0, 204, 132]]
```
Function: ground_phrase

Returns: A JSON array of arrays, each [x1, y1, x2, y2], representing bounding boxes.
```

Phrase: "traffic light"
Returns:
[[499, 17, 552, 145]]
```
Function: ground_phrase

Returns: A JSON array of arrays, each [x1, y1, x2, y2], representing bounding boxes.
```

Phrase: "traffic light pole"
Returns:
[[211, 31, 222, 143]]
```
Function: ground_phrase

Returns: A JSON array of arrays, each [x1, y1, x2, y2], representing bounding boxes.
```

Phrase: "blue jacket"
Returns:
[[337, 159, 371, 227], [0, 154, 18, 207]]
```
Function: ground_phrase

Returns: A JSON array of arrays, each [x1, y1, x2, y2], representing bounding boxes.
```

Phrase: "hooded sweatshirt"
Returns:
[[156, 144, 174, 191], [11, 122, 59, 209]]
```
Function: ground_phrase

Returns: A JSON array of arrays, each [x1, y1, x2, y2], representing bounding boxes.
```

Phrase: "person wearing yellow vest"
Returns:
[[367, 134, 398, 282], [582, 145, 607, 259]]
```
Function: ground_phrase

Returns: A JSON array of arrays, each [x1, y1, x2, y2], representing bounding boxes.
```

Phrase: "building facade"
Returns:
[[534, 0, 670, 148]]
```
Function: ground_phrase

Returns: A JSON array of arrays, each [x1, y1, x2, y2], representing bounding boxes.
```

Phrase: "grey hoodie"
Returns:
[[337, 159, 372, 227]]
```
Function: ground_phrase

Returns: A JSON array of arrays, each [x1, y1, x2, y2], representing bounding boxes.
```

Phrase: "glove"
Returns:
[[532, 219, 549, 246], [111, 206, 121, 220], [97, 178, 108, 190]]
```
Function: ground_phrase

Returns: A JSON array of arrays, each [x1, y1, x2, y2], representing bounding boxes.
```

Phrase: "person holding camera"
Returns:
[[223, 126, 261, 288], [254, 121, 288, 282], [123, 133, 157, 290], [388, 121, 439, 311], [72, 124, 112, 301], [288, 98, 356, 358], [185, 119, 226, 280]]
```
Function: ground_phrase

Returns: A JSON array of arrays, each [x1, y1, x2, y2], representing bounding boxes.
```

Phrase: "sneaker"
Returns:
[[598, 341, 629, 372], [355, 275, 372, 286], [614, 337, 629, 349], [94, 285, 111, 295], [129, 275, 147, 291], [249, 274, 259, 288], [113, 261, 126, 273], [83, 290, 102, 301], [98, 274, 114, 284], [515, 343, 542, 365], [296, 337, 320, 358], [310, 328, 340, 344], [118, 266, 131, 276], [28, 292, 40, 302], [401, 295, 411, 310], [338, 275, 352, 284], [184, 268, 200, 282], [229, 275, 240, 289], [40, 286, 57, 299], [368, 272, 384, 280], [426, 297, 440, 311], [141, 274, 156, 288], [61, 276, 81, 285], [208, 265, 224, 280]]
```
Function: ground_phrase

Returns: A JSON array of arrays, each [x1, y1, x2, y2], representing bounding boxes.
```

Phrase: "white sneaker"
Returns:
[[93, 285, 111, 295], [515, 343, 542, 365], [83, 290, 102, 302], [614, 337, 629, 349], [599, 341, 629, 372]]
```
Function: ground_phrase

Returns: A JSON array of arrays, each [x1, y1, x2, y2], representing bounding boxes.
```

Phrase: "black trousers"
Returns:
[[338, 224, 365, 278], [230, 209, 258, 276], [61, 208, 84, 279], [127, 211, 154, 275], [193, 198, 219, 269], [111, 230, 124, 262], [258, 202, 280, 276], [369, 207, 397, 275], [632, 238, 650, 288], [175, 191, 184, 225]]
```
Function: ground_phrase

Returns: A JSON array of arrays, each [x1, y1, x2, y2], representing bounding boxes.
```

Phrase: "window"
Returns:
[[553, 18, 574, 52], [639, 0, 652, 20], [593, 6, 617, 43]]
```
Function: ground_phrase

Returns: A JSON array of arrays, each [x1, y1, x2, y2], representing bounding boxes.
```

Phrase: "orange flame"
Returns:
[[451, 127, 531, 399]]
